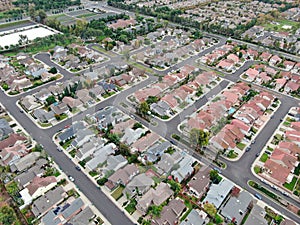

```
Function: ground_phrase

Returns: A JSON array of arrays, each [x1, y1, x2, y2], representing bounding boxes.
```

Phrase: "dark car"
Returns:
[[75, 165, 81, 171]]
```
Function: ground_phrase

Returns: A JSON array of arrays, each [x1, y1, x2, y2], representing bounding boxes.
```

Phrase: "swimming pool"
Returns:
[[228, 107, 236, 115]]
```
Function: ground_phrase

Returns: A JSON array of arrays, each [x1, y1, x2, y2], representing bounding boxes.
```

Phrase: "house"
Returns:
[[34, 109, 55, 124], [260, 52, 272, 62], [188, 167, 211, 199], [136, 182, 174, 214], [20, 176, 57, 205], [153, 198, 186, 225], [131, 132, 160, 153], [21, 95, 40, 111], [68, 206, 94, 225], [62, 96, 83, 110], [71, 128, 94, 148], [227, 54, 239, 63], [41, 197, 85, 225], [143, 141, 171, 163], [105, 164, 139, 191], [0, 118, 13, 140], [284, 81, 300, 93], [14, 161, 47, 188], [269, 55, 282, 65], [180, 209, 208, 225], [57, 122, 85, 143], [0, 144, 28, 166], [220, 191, 253, 225], [34, 88, 52, 103], [85, 143, 116, 171], [245, 68, 259, 81], [89, 86, 105, 99], [203, 178, 234, 209], [156, 152, 183, 175], [283, 61, 295, 71], [84, 71, 99, 81], [161, 94, 179, 109], [52, 46, 67, 61], [31, 186, 67, 218], [244, 204, 268, 225], [100, 155, 127, 175], [151, 101, 172, 117], [50, 102, 69, 115], [171, 154, 196, 183], [111, 119, 135, 134], [10, 152, 42, 173], [0, 133, 27, 150], [123, 173, 154, 197], [75, 137, 105, 161], [121, 127, 146, 146], [217, 59, 234, 71]]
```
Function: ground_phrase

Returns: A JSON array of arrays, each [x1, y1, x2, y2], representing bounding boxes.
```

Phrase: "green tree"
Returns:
[[189, 128, 209, 151], [49, 67, 57, 74], [138, 101, 150, 117], [203, 203, 217, 217], [148, 205, 163, 218], [119, 143, 131, 156], [46, 95, 56, 106], [0, 206, 17, 225], [167, 179, 181, 194]]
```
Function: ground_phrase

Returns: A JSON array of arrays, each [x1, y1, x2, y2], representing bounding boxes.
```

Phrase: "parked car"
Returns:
[[213, 167, 222, 174], [255, 193, 262, 200], [68, 175, 75, 182], [75, 165, 81, 171]]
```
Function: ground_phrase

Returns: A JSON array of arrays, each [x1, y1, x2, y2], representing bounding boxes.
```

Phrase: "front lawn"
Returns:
[[283, 176, 297, 191], [125, 199, 137, 214], [111, 186, 124, 200], [254, 166, 261, 174], [259, 153, 269, 163], [227, 150, 238, 159], [236, 142, 246, 150]]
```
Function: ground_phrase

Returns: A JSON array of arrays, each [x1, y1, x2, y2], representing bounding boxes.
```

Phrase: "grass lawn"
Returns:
[[262, 19, 300, 33], [260, 153, 269, 163], [91, 45, 115, 57], [130, 61, 154, 74], [76, 13, 97, 18], [283, 176, 297, 191], [249, 180, 278, 201], [227, 150, 238, 159], [254, 166, 261, 174], [111, 186, 124, 200], [0, 20, 31, 30], [125, 199, 137, 214], [61, 139, 73, 149], [294, 163, 300, 175], [180, 207, 192, 222], [236, 142, 246, 150], [38, 122, 52, 127], [283, 121, 291, 127]]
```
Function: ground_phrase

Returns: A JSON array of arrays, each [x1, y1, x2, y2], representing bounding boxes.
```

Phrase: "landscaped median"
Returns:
[[248, 180, 300, 216]]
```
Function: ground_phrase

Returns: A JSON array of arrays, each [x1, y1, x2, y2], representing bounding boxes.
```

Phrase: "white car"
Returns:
[[68, 176, 75, 182]]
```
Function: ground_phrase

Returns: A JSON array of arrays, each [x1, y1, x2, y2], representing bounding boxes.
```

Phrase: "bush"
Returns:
[[97, 177, 108, 186]]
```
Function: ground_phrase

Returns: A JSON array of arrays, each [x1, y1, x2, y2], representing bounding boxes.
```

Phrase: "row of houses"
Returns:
[[52, 44, 106, 71], [0, 53, 56, 92], [185, 82, 250, 132], [243, 63, 300, 96], [211, 90, 275, 152]]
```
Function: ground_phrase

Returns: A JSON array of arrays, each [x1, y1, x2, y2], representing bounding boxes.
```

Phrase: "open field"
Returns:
[[262, 19, 300, 33], [0, 26, 59, 47]]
